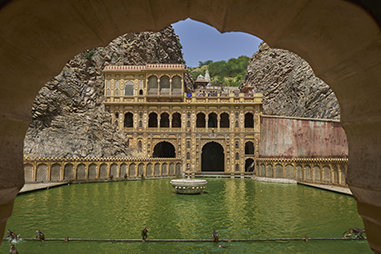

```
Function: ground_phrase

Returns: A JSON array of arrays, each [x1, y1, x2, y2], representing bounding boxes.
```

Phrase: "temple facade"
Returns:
[[102, 64, 263, 173]]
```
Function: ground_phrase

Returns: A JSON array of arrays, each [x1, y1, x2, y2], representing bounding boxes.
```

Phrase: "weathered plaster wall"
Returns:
[[260, 116, 348, 158]]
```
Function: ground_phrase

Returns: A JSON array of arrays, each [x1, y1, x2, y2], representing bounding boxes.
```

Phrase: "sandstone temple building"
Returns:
[[102, 64, 263, 173]]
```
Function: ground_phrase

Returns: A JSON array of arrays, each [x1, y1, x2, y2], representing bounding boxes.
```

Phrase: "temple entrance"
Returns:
[[201, 142, 224, 172], [245, 158, 255, 172], [153, 141, 175, 158]]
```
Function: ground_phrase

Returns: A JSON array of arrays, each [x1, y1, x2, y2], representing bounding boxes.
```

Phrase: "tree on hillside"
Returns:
[[198, 60, 213, 67]]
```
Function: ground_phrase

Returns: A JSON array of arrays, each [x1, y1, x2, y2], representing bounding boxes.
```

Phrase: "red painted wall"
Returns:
[[259, 116, 348, 158]]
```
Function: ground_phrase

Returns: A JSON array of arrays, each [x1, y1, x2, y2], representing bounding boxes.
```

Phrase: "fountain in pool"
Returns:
[[170, 170, 207, 194]]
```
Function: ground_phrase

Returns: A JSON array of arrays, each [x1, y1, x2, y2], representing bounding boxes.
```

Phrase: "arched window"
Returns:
[[125, 81, 134, 96], [235, 141, 239, 148], [235, 112, 239, 119], [172, 75, 182, 94], [107, 80, 111, 88], [187, 152, 190, 159], [186, 141, 190, 148], [115, 80, 119, 88], [124, 112, 133, 128], [160, 75, 170, 94], [139, 112, 143, 119], [148, 76, 158, 94], [139, 80, 144, 88], [115, 89, 119, 96], [208, 113, 217, 128], [148, 112, 157, 127], [160, 113, 169, 128], [235, 164, 240, 172], [172, 113, 181, 128], [139, 121, 142, 128], [107, 89, 110, 96], [138, 141, 142, 149], [196, 113, 205, 128], [187, 112, 191, 119], [187, 121, 190, 127], [245, 113, 254, 128], [139, 89, 143, 95], [245, 142, 255, 154], [220, 113, 229, 128], [235, 121, 239, 128], [115, 112, 119, 119], [235, 153, 239, 160]]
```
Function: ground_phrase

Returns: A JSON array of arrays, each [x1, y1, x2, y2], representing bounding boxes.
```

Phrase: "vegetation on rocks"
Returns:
[[188, 55, 249, 87]]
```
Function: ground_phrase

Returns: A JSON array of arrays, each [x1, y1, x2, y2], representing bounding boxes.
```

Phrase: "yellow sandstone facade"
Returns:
[[102, 64, 263, 174]]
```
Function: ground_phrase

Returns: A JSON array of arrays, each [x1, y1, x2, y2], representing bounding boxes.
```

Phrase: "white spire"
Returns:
[[205, 70, 211, 86]]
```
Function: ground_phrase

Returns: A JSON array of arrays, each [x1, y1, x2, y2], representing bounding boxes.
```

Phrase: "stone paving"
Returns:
[[18, 180, 352, 196], [297, 182, 352, 196], [19, 182, 69, 194]]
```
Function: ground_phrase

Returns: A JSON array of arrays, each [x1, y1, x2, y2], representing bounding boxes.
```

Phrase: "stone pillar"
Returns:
[[205, 114, 208, 131], [217, 114, 220, 131], [85, 163, 89, 179], [169, 78, 172, 96]]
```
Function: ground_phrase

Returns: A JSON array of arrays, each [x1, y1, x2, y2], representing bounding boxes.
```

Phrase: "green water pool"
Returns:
[[1, 178, 371, 253]]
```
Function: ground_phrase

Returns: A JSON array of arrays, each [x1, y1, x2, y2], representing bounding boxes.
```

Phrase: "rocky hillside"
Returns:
[[24, 26, 191, 159], [241, 42, 340, 120]]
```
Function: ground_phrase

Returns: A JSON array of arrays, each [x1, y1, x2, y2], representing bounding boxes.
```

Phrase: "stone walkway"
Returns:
[[297, 182, 352, 196], [19, 182, 69, 194]]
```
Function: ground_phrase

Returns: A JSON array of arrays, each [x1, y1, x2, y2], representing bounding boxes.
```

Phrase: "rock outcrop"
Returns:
[[24, 26, 190, 159], [241, 42, 340, 120]]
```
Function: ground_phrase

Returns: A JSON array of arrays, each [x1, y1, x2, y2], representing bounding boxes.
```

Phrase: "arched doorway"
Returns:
[[160, 113, 169, 128], [153, 141, 175, 158], [148, 112, 157, 127], [245, 113, 254, 128], [2, 1, 381, 250], [245, 142, 254, 155], [208, 113, 217, 128], [196, 113, 205, 127], [245, 159, 255, 172], [172, 112, 181, 128], [124, 112, 133, 128], [201, 142, 224, 172], [220, 113, 229, 128]]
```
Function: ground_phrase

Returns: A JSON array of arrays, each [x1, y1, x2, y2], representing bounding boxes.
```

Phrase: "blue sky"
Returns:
[[172, 18, 262, 68]]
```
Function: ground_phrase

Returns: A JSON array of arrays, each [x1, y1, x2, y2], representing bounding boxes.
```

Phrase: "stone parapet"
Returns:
[[255, 158, 347, 187], [23, 157, 182, 183]]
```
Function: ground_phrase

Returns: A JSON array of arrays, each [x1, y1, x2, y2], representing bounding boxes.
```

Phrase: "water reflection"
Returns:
[[1, 179, 370, 254]]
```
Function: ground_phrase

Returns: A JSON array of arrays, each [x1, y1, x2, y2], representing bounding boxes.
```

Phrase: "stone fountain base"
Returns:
[[170, 179, 207, 194]]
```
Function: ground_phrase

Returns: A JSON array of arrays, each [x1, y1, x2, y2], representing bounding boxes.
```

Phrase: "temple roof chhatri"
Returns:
[[102, 64, 187, 72]]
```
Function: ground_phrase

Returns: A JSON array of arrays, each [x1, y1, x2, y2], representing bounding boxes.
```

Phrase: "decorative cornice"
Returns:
[[103, 64, 185, 72], [23, 157, 182, 163], [256, 157, 348, 164]]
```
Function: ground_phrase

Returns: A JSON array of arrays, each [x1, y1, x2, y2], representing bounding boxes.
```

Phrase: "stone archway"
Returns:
[[201, 142, 224, 172], [1, 1, 381, 251], [153, 141, 176, 158]]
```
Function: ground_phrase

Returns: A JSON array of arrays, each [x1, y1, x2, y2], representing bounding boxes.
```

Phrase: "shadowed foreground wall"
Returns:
[[260, 116, 348, 158], [0, 0, 381, 252]]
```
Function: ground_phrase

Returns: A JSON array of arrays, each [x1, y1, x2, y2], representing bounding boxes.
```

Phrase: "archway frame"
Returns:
[[151, 140, 177, 157], [1, 1, 381, 251], [201, 141, 226, 172]]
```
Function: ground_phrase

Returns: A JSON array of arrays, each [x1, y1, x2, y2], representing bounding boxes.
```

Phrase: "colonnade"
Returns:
[[256, 158, 348, 186], [23, 157, 182, 183]]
